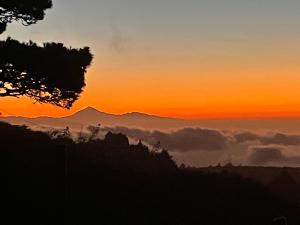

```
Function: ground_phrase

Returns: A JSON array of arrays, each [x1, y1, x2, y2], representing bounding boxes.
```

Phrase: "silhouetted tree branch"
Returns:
[[0, 0, 52, 34], [0, 38, 93, 108]]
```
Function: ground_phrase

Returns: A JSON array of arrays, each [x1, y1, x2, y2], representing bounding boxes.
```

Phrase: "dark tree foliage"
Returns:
[[0, 0, 93, 108], [0, 0, 52, 34], [0, 38, 93, 108], [0, 22, 6, 34]]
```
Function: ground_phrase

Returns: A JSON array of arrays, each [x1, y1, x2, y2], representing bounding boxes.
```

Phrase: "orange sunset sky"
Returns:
[[1, 0, 300, 119]]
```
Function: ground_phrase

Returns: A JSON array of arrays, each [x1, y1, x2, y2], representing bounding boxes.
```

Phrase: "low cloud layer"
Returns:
[[101, 126, 300, 167], [102, 127, 228, 152], [248, 146, 300, 166], [234, 132, 300, 146]]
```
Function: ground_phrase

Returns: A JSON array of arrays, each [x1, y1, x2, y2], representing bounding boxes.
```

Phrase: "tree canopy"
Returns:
[[0, 0, 93, 108], [0, 0, 52, 34], [0, 38, 93, 108]]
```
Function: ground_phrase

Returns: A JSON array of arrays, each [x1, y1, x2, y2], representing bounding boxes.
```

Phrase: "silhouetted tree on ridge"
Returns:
[[0, 0, 93, 108], [0, 1, 92, 223]]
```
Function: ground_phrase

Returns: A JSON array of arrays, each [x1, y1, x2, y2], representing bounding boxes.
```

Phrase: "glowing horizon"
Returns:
[[3, 96, 300, 120]]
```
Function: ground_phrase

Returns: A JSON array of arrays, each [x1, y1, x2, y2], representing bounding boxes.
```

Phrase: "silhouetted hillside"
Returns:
[[194, 164, 300, 185], [1, 122, 299, 225], [193, 165, 300, 205]]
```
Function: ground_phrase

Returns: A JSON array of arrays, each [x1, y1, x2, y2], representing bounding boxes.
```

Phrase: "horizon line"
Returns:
[[2, 106, 300, 121]]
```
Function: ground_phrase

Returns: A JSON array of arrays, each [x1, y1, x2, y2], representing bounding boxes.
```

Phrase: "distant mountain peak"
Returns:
[[82, 106, 101, 113], [68, 106, 109, 118]]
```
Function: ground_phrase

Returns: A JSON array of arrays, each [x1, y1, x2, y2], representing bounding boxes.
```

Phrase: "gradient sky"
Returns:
[[2, 0, 300, 118]]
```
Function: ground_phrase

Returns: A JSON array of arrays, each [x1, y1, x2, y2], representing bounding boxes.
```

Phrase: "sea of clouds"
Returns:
[[100, 126, 300, 167]]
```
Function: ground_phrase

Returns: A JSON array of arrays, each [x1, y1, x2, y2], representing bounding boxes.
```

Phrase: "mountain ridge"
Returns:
[[3, 106, 300, 132], [0, 106, 185, 130]]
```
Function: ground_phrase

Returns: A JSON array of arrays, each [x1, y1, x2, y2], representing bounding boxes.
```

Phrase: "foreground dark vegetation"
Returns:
[[1, 122, 300, 225]]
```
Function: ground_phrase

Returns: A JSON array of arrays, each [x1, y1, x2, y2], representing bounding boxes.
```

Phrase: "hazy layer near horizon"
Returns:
[[2, 107, 300, 168]]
